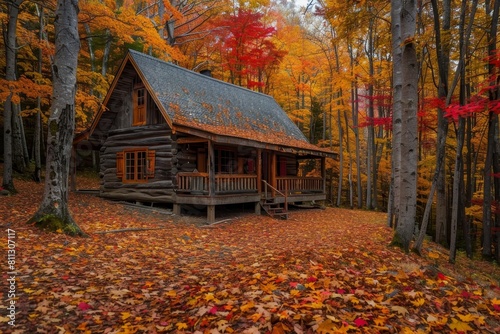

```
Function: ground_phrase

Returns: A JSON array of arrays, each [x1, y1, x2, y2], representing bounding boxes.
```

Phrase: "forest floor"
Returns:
[[1, 170, 500, 333]]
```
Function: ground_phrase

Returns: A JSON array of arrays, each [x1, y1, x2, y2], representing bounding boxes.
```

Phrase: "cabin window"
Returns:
[[116, 149, 155, 182], [215, 149, 237, 174], [133, 82, 147, 126]]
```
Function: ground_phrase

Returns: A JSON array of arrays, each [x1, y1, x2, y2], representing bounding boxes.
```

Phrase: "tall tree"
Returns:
[[391, 0, 419, 252], [213, 8, 285, 91], [2, 0, 24, 193], [29, 0, 85, 236], [413, 0, 451, 254], [482, 0, 500, 260], [388, 0, 402, 227]]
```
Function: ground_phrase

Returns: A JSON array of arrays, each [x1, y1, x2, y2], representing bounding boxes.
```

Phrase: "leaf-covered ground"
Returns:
[[1, 174, 500, 333]]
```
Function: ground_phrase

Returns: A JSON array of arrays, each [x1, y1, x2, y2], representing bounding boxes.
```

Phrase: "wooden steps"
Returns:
[[261, 199, 288, 220]]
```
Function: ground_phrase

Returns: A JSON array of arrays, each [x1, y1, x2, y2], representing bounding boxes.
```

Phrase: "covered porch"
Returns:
[[173, 138, 329, 223]]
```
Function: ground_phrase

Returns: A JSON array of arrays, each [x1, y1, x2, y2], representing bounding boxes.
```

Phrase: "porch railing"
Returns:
[[177, 172, 209, 194], [177, 173, 257, 194], [216, 174, 257, 193], [177, 173, 323, 195], [277, 177, 324, 194]]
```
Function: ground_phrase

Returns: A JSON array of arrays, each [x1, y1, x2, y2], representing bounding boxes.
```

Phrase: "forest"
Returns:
[[1, 0, 500, 263]]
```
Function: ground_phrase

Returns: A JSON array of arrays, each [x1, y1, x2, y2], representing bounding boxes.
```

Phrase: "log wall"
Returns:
[[99, 124, 177, 203]]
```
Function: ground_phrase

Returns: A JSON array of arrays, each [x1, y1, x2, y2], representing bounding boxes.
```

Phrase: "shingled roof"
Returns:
[[88, 49, 335, 157]]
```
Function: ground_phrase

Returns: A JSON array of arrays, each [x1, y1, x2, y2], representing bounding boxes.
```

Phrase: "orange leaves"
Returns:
[[2, 176, 500, 332]]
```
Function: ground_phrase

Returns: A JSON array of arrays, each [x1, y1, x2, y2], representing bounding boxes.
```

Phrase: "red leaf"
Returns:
[[461, 290, 471, 299], [354, 318, 368, 327], [78, 302, 91, 311], [437, 272, 447, 281]]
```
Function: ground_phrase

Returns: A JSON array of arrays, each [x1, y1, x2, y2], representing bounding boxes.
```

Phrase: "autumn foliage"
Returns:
[[213, 8, 286, 91], [1, 174, 499, 332]]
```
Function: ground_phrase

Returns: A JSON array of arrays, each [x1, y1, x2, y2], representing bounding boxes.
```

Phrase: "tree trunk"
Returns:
[[29, 0, 86, 236], [449, 0, 478, 262], [336, 99, 344, 206], [414, 0, 451, 250], [101, 29, 111, 77], [344, 109, 354, 209], [353, 85, 363, 209], [450, 117, 466, 263], [33, 4, 45, 183], [484, 0, 500, 261], [348, 48, 363, 209], [12, 105, 27, 173], [391, 0, 419, 252], [2, 0, 24, 193], [366, 14, 377, 210], [388, 0, 402, 228], [434, 0, 451, 247], [490, 0, 500, 263]]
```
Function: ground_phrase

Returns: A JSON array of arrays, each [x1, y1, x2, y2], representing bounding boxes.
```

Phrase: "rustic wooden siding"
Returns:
[[99, 124, 176, 202]]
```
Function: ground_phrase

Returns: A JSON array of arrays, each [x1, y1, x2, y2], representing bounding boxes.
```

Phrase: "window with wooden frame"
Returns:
[[116, 149, 155, 182], [215, 148, 237, 174], [133, 81, 147, 126]]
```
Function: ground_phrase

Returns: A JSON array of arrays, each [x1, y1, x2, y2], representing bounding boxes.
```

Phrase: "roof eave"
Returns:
[[173, 125, 337, 159]]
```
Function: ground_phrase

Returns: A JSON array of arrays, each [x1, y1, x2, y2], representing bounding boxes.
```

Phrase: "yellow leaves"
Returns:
[[165, 290, 177, 297], [427, 314, 450, 330], [427, 251, 440, 260], [6, 192, 500, 334], [176, 322, 188, 330], [249, 312, 262, 322], [316, 319, 338, 333], [448, 318, 474, 332], [0, 316, 11, 323], [411, 298, 426, 307], [373, 316, 387, 326], [303, 301, 324, 309], [457, 313, 475, 322], [261, 282, 277, 293], [240, 301, 255, 312], [394, 270, 409, 280], [304, 282, 316, 290]]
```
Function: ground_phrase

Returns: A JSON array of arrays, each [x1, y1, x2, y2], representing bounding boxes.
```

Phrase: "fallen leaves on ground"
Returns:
[[1, 176, 500, 333]]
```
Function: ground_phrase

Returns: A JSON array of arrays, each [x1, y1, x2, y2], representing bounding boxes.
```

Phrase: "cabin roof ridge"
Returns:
[[127, 49, 277, 101]]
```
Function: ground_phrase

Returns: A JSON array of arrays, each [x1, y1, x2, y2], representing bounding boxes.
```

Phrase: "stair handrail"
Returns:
[[262, 180, 288, 212]]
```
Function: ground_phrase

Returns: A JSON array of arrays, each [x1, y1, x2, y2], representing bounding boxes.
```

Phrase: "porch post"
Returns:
[[208, 140, 215, 196], [207, 205, 215, 224], [321, 156, 326, 194], [271, 152, 277, 197], [257, 149, 262, 194], [207, 140, 216, 223]]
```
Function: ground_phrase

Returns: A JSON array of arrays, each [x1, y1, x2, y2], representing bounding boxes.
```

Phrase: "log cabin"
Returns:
[[76, 49, 336, 223]]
